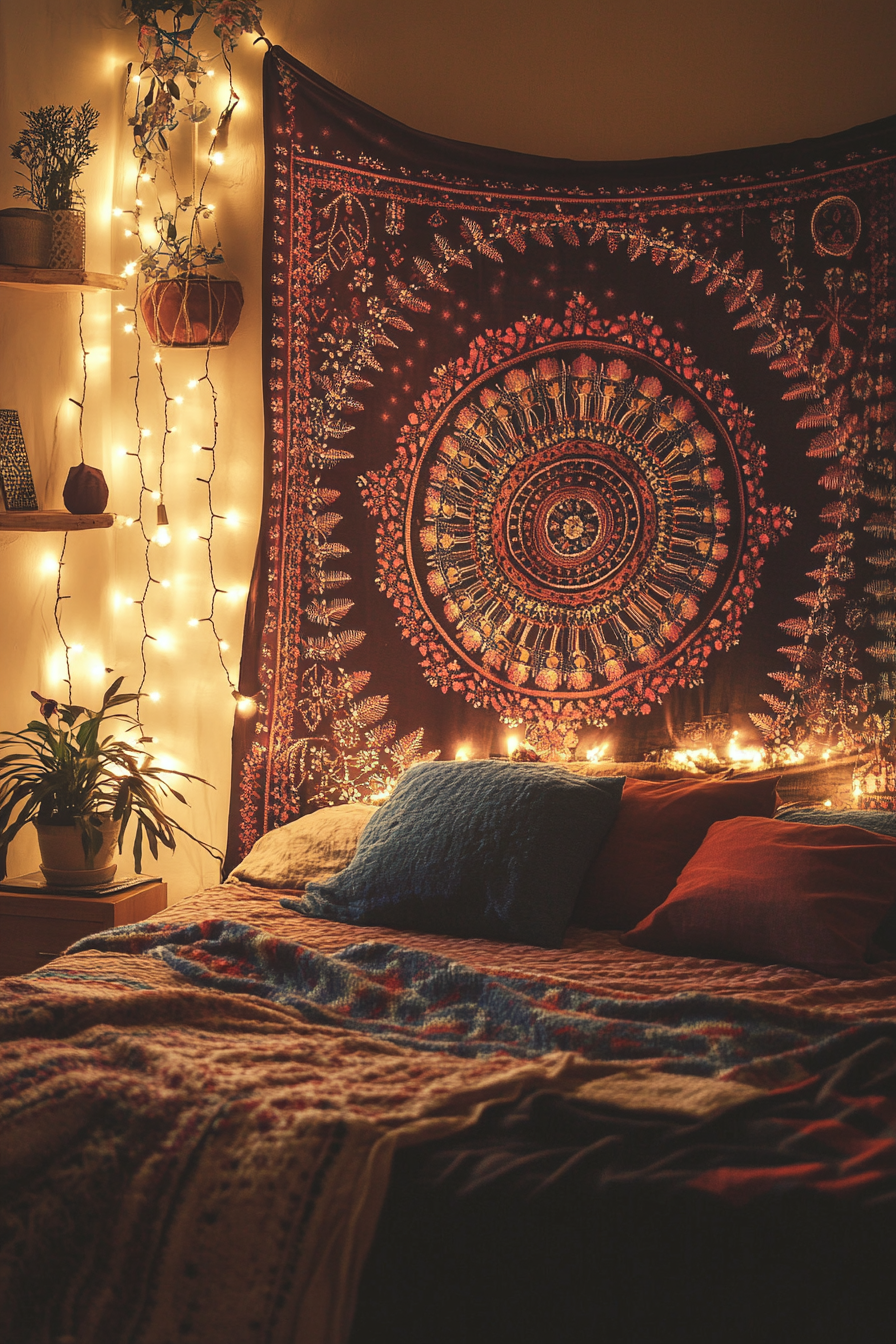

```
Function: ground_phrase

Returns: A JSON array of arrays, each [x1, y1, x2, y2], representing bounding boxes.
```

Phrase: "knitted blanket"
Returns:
[[0, 943, 604, 1344], [71, 917, 892, 1084], [2, 919, 889, 1342]]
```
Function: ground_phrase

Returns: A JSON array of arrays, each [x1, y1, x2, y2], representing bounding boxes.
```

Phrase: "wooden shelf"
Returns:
[[0, 265, 127, 293], [0, 510, 113, 532]]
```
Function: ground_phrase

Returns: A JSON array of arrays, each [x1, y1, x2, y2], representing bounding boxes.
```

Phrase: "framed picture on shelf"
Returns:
[[0, 410, 38, 511]]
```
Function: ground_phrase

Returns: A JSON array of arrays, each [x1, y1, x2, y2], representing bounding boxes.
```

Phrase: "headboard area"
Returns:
[[226, 46, 896, 867]]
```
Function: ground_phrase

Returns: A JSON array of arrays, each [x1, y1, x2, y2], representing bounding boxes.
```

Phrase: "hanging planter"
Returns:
[[139, 275, 244, 347]]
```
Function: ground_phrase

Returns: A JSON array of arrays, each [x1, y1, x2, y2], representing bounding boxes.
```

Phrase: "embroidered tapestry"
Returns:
[[230, 45, 896, 862]]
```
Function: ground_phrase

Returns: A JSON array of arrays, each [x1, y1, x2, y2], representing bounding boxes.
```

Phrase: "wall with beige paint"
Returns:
[[0, 1, 893, 898]]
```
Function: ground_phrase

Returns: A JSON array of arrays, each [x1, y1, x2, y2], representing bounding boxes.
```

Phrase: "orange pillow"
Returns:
[[621, 815, 896, 977], [572, 774, 780, 930]]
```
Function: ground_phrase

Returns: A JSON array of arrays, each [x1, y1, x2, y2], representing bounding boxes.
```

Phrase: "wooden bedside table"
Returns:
[[0, 875, 168, 977]]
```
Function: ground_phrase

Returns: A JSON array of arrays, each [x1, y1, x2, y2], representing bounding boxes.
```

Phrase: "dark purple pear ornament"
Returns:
[[63, 463, 109, 514]]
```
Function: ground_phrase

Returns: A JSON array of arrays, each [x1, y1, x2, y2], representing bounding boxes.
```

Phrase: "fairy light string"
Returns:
[[53, 535, 73, 704], [112, 5, 264, 740]]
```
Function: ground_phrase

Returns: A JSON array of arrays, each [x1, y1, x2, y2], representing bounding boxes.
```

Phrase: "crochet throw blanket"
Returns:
[[3, 919, 895, 1342], [0, 934, 606, 1344]]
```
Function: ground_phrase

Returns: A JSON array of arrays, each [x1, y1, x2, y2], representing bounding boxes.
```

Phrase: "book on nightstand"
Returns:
[[0, 872, 162, 898]]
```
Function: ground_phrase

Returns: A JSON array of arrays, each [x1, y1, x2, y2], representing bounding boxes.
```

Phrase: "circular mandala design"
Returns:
[[811, 195, 861, 257], [362, 307, 781, 725]]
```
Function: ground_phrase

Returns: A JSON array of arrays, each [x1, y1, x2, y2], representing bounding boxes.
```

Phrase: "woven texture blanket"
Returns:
[[69, 917, 896, 1086], [6, 919, 896, 1342], [0, 942, 607, 1344]]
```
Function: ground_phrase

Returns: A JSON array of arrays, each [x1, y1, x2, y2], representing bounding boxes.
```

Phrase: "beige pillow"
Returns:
[[226, 802, 377, 889]]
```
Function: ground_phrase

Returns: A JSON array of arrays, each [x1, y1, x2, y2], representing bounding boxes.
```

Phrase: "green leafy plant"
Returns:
[[10, 103, 100, 211], [0, 677, 221, 877]]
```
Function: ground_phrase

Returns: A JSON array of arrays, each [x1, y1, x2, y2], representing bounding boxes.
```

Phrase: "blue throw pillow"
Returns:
[[290, 761, 625, 947], [778, 807, 896, 952], [777, 807, 896, 839]]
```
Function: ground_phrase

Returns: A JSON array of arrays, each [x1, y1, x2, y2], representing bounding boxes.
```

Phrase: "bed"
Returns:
[[3, 763, 896, 1343], [4, 45, 895, 1344]]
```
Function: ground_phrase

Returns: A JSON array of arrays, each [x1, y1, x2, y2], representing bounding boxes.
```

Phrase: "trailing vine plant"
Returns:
[[121, 0, 264, 279]]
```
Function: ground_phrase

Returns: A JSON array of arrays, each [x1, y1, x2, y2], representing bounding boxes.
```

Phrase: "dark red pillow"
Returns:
[[572, 774, 780, 930], [621, 815, 896, 977]]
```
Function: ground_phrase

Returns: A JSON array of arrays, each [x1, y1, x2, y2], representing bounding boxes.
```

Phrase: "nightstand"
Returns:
[[0, 875, 167, 976]]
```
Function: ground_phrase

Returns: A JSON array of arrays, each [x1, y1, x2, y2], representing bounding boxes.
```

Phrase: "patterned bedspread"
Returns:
[[3, 887, 896, 1342]]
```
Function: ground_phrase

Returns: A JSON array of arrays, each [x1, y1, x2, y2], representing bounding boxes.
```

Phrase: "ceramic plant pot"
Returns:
[[48, 208, 86, 270], [0, 208, 53, 267], [139, 276, 244, 347], [36, 817, 121, 887]]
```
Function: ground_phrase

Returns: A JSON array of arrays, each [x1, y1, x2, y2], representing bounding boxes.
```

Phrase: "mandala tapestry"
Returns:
[[228, 46, 896, 862]]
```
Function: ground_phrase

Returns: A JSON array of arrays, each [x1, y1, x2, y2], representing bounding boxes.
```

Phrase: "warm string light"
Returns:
[[66, 293, 88, 465], [53, 535, 73, 703], [186, 351, 241, 697], [110, 13, 264, 748]]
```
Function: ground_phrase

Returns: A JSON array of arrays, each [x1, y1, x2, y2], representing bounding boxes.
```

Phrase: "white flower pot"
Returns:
[[36, 817, 121, 887]]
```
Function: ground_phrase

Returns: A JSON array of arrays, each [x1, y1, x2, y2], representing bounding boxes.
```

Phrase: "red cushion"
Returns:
[[572, 774, 780, 929], [621, 815, 896, 977]]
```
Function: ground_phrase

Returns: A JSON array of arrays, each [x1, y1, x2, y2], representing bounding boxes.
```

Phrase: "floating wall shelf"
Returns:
[[0, 510, 113, 532], [0, 265, 127, 293]]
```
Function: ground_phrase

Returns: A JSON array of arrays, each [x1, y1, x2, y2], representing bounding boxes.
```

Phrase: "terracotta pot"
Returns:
[[139, 276, 244, 347], [48, 208, 86, 270], [0, 208, 53, 267], [36, 817, 120, 888], [63, 463, 109, 514]]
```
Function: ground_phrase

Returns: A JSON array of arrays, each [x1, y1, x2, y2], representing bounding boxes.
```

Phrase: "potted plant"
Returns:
[[137, 223, 244, 346], [122, 1, 263, 346], [0, 676, 221, 886], [3, 102, 100, 270]]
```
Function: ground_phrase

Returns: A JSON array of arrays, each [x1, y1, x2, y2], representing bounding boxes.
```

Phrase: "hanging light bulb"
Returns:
[[153, 502, 171, 547]]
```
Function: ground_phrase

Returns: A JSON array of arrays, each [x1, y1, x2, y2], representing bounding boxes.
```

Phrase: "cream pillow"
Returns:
[[226, 802, 377, 889]]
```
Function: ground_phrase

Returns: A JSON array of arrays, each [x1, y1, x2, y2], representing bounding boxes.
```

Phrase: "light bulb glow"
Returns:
[[153, 525, 171, 547], [212, 151, 225, 165], [112, 207, 123, 218], [148, 690, 161, 702]]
